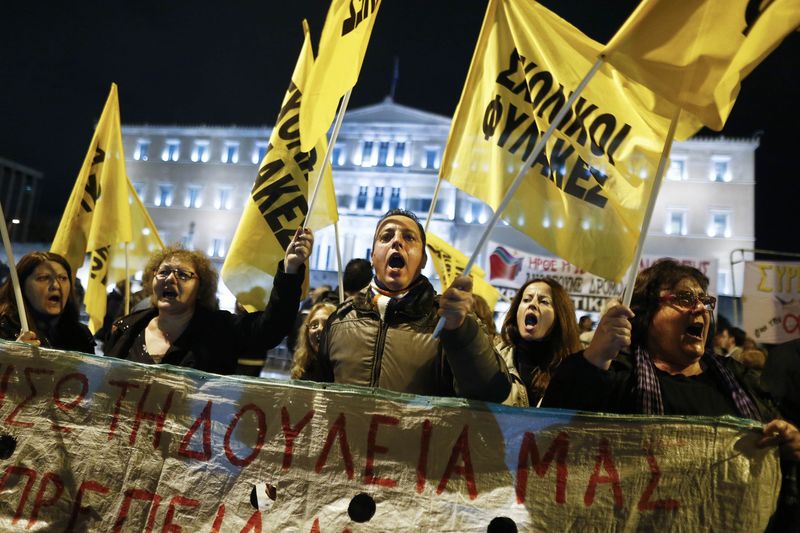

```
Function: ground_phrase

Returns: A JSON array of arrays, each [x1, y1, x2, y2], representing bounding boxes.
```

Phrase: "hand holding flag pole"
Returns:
[[432, 56, 605, 338], [0, 200, 29, 333]]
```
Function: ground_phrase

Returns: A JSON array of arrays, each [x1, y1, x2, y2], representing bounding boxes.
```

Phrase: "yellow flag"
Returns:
[[604, 0, 799, 131], [298, 0, 382, 152], [440, 0, 702, 282], [222, 21, 339, 311], [51, 83, 134, 332], [426, 232, 500, 311]]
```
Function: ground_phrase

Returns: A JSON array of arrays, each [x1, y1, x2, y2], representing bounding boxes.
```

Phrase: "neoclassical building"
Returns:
[[121, 98, 757, 312]]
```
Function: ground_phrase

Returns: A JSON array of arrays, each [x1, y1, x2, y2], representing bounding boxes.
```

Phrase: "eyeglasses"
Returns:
[[659, 291, 716, 311], [154, 267, 197, 282]]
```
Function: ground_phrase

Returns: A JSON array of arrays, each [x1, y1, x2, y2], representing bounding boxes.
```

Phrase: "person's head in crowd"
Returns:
[[501, 278, 581, 394], [0, 251, 93, 352], [471, 293, 497, 340], [0, 252, 78, 326], [371, 209, 427, 292], [743, 336, 758, 351], [718, 326, 746, 354], [146, 245, 218, 315], [578, 315, 593, 333], [291, 302, 337, 380], [629, 259, 715, 373], [343, 258, 372, 297]]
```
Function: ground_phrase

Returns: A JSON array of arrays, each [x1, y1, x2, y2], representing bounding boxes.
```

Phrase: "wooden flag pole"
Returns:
[[0, 200, 29, 332], [334, 222, 344, 302], [621, 108, 681, 307], [432, 57, 605, 338]]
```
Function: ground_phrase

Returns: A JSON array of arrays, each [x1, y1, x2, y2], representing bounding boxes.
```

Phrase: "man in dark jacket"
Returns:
[[313, 209, 511, 403]]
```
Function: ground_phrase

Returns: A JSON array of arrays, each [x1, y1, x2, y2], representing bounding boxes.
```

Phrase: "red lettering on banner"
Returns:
[[67, 480, 110, 532], [112, 488, 162, 533], [52, 372, 89, 432], [783, 313, 800, 334], [0, 364, 15, 408], [179, 400, 213, 461], [0, 465, 37, 525], [310, 518, 321, 533], [210, 504, 226, 533], [436, 425, 478, 500], [281, 407, 315, 470], [130, 384, 174, 447], [162, 495, 201, 532], [6, 367, 54, 427], [584, 438, 624, 508], [638, 449, 680, 511], [28, 471, 64, 528], [240, 510, 263, 533], [516, 431, 570, 504], [224, 403, 267, 467], [416, 419, 432, 493], [363, 414, 399, 488], [315, 413, 354, 480], [108, 380, 139, 440]]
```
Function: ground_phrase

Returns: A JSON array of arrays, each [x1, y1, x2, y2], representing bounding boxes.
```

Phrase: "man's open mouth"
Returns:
[[388, 254, 406, 269]]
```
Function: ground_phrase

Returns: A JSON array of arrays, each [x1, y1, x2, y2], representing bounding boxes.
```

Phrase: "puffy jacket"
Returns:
[[313, 277, 511, 403], [0, 314, 94, 354]]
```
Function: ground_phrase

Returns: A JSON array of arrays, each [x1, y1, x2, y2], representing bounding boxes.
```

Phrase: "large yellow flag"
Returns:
[[298, 0, 382, 152], [221, 21, 339, 311], [440, 0, 702, 282], [51, 83, 135, 332], [426, 232, 500, 311], [604, 0, 799, 131]]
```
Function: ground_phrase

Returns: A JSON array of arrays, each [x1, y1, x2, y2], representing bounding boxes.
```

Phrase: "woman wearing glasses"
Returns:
[[104, 228, 313, 375], [0, 252, 94, 353]]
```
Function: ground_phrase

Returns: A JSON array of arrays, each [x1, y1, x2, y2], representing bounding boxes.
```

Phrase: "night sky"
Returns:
[[2, 1, 798, 254]]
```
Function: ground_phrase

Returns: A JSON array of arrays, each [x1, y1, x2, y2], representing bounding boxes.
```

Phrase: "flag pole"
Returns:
[[303, 89, 352, 231], [0, 201, 29, 332], [621, 108, 681, 307], [433, 56, 605, 338], [124, 242, 130, 315], [334, 222, 344, 302], [424, 176, 444, 233]]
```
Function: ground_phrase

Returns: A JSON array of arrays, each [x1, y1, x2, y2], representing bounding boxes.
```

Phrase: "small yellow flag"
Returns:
[[604, 0, 800, 130], [426, 232, 500, 311], [298, 0, 382, 152], [222, 21, 339, 311], [440, 0, 702, 282]]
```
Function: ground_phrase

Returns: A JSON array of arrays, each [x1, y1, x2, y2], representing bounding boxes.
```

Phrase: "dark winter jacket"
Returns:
[[104, 264, 303, 375], [0, 314, 94, 354]]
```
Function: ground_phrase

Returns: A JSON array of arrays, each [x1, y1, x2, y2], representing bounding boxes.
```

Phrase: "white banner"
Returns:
[[742, 260, 800, 344], [0, 340, 779, 531]]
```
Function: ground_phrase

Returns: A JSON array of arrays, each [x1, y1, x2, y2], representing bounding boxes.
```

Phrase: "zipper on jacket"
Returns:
[[370, 320, 389, 387]]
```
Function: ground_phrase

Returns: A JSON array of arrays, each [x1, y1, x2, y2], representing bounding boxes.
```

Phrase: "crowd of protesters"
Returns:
[[1, 208, 798, 527]]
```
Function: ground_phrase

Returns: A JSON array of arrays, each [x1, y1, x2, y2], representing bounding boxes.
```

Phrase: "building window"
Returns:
[[389, 187, 401, 210], [392, 142, 406, 167], [405, 197, 432, 215], [222, 142, 240, 164], [464, 199, 486, 224], [132, 182, 146, 199], [155, 184, 173, 207], [215, 187, 232, 210], [377, 142, 390, 166], [191, 141, 210, 163], [332, 146, 344, 166], [185, 185, 203, 208], [337, 193, 354, 210], [162, 140, 180, 162], [373, 187, 385, 211], [356, 186, 368, 209], [707, 210, 731, 238], [667, 157, 686, 180], [665, 208, 687, 235], [424, 147, 440, 169], [360, 141, 374, 167], [252, 142, 268, 165], [134, 139, 150, 161], [710, 156, 731, 182], [208, 238, 225, 258]]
